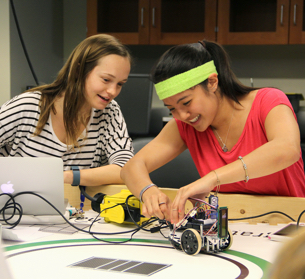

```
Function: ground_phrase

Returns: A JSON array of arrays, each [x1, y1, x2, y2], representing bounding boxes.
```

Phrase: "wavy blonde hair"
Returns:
[[29, 34, 131, 147]]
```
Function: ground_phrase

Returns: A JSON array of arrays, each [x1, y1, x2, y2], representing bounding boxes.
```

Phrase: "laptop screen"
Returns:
[[0, 157, 65, 219]]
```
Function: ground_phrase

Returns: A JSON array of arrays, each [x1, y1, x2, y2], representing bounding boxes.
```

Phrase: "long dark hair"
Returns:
[[28, 34, 131, 147], [151, 40, 258, 103]]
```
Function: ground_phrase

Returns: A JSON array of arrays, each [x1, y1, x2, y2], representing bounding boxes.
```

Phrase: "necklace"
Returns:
[[214, 103, 235, 152]]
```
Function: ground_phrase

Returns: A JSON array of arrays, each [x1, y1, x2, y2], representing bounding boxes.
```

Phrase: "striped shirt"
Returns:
[[0, 91, 134, 170]]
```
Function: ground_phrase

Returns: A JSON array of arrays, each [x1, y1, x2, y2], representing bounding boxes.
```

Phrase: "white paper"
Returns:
[[2, 226, 52, 242]]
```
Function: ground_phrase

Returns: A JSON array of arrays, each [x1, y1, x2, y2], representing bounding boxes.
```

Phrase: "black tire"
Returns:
[[181, 228, 202, 255]]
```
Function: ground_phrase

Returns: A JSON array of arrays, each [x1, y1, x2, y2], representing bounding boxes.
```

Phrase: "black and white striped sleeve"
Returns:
[[0, 92, 41, 157], [102, 101, 134, 167], [1, 96, 24, 156]]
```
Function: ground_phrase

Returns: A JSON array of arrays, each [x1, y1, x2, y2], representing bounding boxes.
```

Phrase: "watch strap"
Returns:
[[71, 166, 80, 186]]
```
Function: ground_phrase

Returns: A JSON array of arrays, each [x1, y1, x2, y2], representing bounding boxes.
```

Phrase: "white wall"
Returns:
[[0, 0, 11, 105]]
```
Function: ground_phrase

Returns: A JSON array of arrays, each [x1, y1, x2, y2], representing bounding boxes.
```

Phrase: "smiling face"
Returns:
[[163, 85, 219, 132], [84, 54, 131, 111]]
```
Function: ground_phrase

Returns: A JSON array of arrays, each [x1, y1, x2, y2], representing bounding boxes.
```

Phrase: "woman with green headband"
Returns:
[[121, 40, 305, 223]]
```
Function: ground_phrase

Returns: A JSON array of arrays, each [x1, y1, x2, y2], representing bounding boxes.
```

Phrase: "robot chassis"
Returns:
[[168, 195, 233, 255]]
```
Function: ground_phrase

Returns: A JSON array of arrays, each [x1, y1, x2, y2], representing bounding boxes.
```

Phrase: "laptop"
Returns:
[[0, 157, 67, 224]]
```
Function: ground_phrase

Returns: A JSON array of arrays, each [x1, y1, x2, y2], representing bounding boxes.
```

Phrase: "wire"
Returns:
[[10, 0, 39, 85], [0, 191, 163, 245], [0, 193, 23, 228], [88, 216, 158, 244], [228, 211, 295, 222], [0, 192, 142, 236], [3, 191, 304, 244], [125, 194, 158, 232], [297, 209, 305, 227], [78, 187, 163, 235], [79, 186, 93, 202], [87, 203, 141, 244]]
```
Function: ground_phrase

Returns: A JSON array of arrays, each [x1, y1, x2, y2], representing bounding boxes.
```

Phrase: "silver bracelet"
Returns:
[[238, 156, 249, 183], [139, 183, 157, 203], [212, 170, 221, 193]]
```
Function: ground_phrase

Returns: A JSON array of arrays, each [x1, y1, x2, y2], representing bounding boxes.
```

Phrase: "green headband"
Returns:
[[155, 60, 218, 100]]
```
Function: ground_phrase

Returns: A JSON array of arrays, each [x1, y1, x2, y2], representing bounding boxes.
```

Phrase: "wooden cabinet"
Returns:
[[86, 0, 217, 45], [87, 0, 305, 45], [149, 0, 217, 45], [289, 0, 305, 44], [217, 0, 305, 45], [87, 0, 142, 44]]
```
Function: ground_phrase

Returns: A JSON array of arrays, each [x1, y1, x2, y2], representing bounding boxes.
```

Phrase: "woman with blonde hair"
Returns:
[[0, 34, 133, 187]]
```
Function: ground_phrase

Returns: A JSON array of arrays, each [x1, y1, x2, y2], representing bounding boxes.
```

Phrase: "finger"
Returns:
[[151, 192, 173, 220], [170, 197, 180, 224], [151, 198, 166, 220], [141, 203, 152, 218], [171, 207, 179, 224], [159, 200, 171, 221], [142, 194, 164, 220], [171, 189, 187, 224], [143, 198, 155, 218]]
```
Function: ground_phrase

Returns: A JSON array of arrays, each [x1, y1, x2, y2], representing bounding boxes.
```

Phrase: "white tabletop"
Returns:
[[2, 212, 287, 279]]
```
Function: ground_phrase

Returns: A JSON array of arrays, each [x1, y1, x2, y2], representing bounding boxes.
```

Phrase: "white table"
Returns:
[[2, 212, 287, 279]]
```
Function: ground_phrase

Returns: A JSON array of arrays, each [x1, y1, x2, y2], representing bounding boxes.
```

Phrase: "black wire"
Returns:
[[10, 0, 39, 85], [77, 188, 161, 234], [228, 211, 295, 222], [158, 223, 170, 239], [77, 187, 302, 233], [0, 191, 160, 243], [79, 186, 93, 201], [87, 203, 141, 244], [4, 191, 304, 243], [125, 194, 158, 232], [89, 217, 158, 244], [85, 200, 160, 244], [90, 229, 141, 244], [297, 210, 305, 227], [0, 192, 140, 236], [0, 193, 23, 229]]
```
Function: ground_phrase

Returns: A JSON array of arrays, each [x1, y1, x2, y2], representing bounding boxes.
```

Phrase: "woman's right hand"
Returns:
[[141, 186, 172, 221], [170, 172, 217, 224]]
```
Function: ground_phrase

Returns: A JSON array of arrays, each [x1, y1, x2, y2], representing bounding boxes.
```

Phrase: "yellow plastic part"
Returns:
[[99, 189, 148, 225]]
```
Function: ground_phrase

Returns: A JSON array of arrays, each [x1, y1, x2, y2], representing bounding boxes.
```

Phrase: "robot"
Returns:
[[95, 189, 232, 256], [168, 195, 233, 255]]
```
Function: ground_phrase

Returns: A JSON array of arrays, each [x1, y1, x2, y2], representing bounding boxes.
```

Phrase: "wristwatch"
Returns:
[[71, 166, 80, 186]]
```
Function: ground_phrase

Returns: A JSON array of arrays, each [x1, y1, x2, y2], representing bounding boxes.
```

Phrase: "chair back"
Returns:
[[133, 137, 200, 188]]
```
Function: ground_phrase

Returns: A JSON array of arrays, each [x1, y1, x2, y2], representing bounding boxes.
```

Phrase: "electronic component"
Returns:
[[168, 195, 232, 255], [209, 194, 218, 219]]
